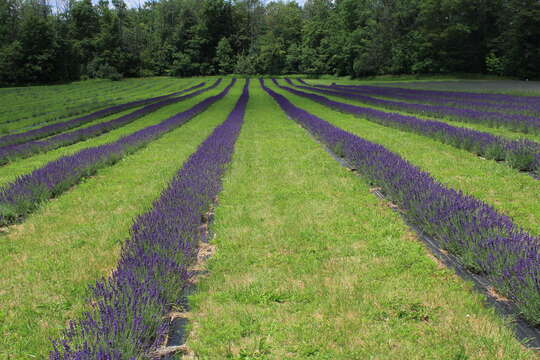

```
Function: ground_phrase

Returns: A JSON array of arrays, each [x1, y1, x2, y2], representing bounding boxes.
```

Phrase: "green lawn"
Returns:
[[185, 81, 536, 359], [0, 80, 239, 359], [0, 77, 197, 134], [283, 80, 540, 143], [1, 77, 539, 359], [305, 77, 540, 97], [268, 81, 540, 236], [0, 80, 219, 187]]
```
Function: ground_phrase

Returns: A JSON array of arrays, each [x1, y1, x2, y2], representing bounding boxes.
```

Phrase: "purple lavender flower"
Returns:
[[289, 79, 540, 134], [261, 78, 540, 325], [0, 79, 233, 226], [0, 83, 206, 147], [275, 79, 540, 174], [0, 82, 223, 165], [298, 80, 540, 117], [50, 79, 249, 359]]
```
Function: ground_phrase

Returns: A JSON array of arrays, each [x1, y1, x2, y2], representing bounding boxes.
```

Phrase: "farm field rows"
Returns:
[[266, 81, 540, 235], [0, 82, 210, 164], [1, 77, 539, 359], [291, 80, 540, 144], [0, 77, 197, 134], [0, 78, 238, 357], [276, 80, 540, 176]]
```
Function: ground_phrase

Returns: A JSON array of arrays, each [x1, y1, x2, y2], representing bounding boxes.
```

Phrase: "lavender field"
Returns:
[[1, 77, 540, 359]]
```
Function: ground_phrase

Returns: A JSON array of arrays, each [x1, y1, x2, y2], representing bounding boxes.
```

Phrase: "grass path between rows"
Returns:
[[0, 81, 221, 187], [185, 82, 535, 359], [308, 78, 540, 97], [0, 81, 240, 359], [268, 82, 540, 236], [0, 77, 169, 117], [0, 77, 193, 133], [287, 80, 540, 144]]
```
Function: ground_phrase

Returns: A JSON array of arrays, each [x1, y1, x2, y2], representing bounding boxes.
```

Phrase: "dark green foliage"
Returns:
[[0, 0, 538, 84], [216, 37, 234, 74]]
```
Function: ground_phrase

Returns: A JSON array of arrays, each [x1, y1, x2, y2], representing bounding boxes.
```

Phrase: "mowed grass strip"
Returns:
[[0, 81, 240, 359], [288, 80, 540, 144], [2, 78, 194, 136], [0, 79, 220, 187], [0, 78, 187, 134], [268, 82, 540, 236], [0, 77, 170, 118], [0, 77, 193, 133], [307, 78, 540, 97], [185, 82, 535, 359], [0, 79, 143, 125]]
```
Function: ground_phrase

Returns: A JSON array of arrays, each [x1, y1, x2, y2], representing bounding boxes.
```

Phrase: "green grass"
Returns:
[[8, 81, 185, 134], [0, 80, 239, 359], [305, 77, 540, 96], [185, 81, 536, 359], [0, 77, 196, 134], [268, 81, 540, 236], [1, 77, 539, 359], [0, 80, 221, 187], [284, 80, 540, 142]]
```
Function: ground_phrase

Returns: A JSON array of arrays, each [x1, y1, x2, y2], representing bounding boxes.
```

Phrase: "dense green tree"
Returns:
[[0, 0, 538, 84], [495, 0, 540, 79], [216, 37, 235, 73]]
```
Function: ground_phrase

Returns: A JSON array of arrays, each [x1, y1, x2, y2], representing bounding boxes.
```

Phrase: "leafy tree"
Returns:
[[496, 0, 540, 79], [0, 0, 539, 84], [216, 37, 235, 73]]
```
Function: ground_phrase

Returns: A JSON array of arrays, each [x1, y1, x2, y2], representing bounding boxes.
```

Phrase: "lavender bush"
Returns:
[[262, 79, 540, 325], [50, 79, 249, 360], [274, 80, 540, 174], [0, 81, 220, 165], [0, 82, 205, 147], [288, 79, 540, 134], [0, 79, 234, 226], [301, 81, 540, 117], [326, 82, 540, 110]]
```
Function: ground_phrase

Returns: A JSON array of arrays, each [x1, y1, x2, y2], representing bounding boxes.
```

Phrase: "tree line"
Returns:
[[0, 0, 539, 85]]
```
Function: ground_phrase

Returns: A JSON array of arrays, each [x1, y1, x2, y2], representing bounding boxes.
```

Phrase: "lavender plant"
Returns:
[[299, 80, 540, 117], [262, 79, 540, 325], [0, 79, 234, 226], [50, 79, 249, 359], [288, 79, 540, 134], [0, 82, 205, 147], [274, 80, 540, 174], [0, 81, 219, 165], [328, 82, 540, 109]]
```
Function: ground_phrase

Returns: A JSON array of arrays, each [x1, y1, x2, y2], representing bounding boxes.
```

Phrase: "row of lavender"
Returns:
[[316, 83, 540, 117], [0, 79, 234, 226], [297, 78, 540, 109], [0, 82, 205, 148], [0, 80, 179, 127], [290, 80, 540, 135], [275, 80, 540, 174], [262, 79, 540, 325], [50, 79, 249, 360], [0, 81, 217, 166]]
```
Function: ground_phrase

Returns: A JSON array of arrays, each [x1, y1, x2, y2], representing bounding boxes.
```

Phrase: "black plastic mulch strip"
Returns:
[[295, 118, 540, 350], [160, 210, 216, 360]]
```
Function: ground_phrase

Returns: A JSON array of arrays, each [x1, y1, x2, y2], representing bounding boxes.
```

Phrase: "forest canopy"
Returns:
[[0, 0, 539, 85]]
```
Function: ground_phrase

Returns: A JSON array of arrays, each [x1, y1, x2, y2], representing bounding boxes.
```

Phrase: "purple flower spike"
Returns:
[[261, 78, 540, 325], [50, 80, 249, 359]]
